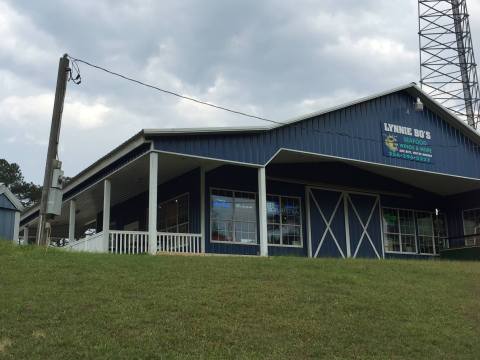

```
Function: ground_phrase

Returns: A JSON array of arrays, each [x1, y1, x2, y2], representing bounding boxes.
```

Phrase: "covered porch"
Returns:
[[21, 150, 261, 255]]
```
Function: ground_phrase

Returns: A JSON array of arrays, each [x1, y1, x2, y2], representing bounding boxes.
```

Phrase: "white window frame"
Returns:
[[382, 207, 418, 255], [158, 193, 190, 233], [382, 207, 448, 256], [266, 194, 303, 248], [462, 207, 480, 246], [210, 187, 258, 245]]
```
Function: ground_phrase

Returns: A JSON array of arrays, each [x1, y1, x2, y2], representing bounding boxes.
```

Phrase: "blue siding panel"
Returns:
[[154, 91, 480, 179], [445, 189, 480, 247], [348, 193, 382, 259], [0, 194, 16, 210], [0, 208, 15, 240], [309, 188, 347, 258]]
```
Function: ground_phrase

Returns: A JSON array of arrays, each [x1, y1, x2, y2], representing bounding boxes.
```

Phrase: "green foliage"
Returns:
[[0, 158, 41, 207], [0, 243, 480, 359]]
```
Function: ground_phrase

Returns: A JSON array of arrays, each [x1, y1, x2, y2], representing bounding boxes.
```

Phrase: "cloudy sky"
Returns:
[[1, 0, 480, 183]]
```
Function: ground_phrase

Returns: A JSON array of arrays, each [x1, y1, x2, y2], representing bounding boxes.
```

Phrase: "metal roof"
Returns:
[[142, 82, 480, 144], [0, 183, 24, 211]]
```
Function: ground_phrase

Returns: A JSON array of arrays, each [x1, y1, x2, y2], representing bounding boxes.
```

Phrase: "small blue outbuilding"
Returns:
[[0, 184, 23, 243]]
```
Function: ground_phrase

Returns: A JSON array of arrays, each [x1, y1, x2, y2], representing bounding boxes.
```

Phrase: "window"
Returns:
[[382, 207, 448, 255], [267, 195, 302, 247], [211, 189, 257, 244], [434, 214, 449, 250], [463, 208, 480, 246], [416, 212, 434, 254], [382, 208, 416, 253], [158, 194, 189, 233]]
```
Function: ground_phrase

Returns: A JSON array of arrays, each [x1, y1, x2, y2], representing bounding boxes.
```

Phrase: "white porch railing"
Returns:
[[109, 230, 149, 254], [157, 232, 202, 254], [67, 232, 105, 253], [65, 230, 202, 255]]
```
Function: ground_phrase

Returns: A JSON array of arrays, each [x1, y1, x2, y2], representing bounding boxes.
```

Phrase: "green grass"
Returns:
[[1, 243, 480, 359]]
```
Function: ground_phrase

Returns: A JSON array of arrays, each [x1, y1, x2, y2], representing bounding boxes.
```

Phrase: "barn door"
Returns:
[[308, 188, 347, 258], [345, 193, 382, 259], [307, 188, 383, 259]]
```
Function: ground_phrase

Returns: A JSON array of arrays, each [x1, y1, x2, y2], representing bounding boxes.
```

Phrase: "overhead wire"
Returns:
[[67, 54, 284, 126], [65, 54, 478, 151]]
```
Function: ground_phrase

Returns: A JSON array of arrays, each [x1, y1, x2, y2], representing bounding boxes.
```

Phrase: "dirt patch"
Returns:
[[32, 330, 46, 339], [0, 338, 12, 353]]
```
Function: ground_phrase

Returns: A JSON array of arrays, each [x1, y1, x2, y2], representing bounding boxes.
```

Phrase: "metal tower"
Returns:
[[418, 0, 480, 129]]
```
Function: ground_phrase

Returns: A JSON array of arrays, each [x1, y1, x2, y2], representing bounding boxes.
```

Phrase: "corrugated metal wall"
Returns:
[[154, 91, 480, 179], [445, 189, 480, 247], [0, 194, 16, 240]]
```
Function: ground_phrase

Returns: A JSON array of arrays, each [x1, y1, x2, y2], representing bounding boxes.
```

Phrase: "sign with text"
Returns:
[[382, 122, 433, 163]]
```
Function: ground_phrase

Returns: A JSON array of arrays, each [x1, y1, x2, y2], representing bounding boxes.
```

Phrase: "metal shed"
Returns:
[[0, 184, 23, 243]]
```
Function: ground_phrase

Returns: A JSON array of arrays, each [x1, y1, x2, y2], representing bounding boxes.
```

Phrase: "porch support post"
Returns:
[[68, 200, 76, 243], [102, 179, 111, 252], [148, 152, 158, 254], [258, 167, 268, 257], [13, 212, 20, 244], [23, 226, 29, 245], [200, 166, 206, 253]]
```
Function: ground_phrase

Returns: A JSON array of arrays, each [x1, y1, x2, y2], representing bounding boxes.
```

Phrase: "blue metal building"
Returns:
[[0, 184, 23, 243], [20, 84, 480, 258]]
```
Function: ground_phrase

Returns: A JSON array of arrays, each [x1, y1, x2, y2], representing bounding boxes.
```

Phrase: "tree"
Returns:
[[0, 159, 42, 207]]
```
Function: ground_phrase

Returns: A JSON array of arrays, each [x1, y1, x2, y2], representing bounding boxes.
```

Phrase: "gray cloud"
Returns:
[[1, 0, 480, 183]]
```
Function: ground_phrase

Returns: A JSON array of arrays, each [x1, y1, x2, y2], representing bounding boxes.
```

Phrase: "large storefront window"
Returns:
[[382, 207, 448, 255], [267, 195, 302, 246], [211, 189, 257, 244], [158, 194, 189, 233], [463, 208, 480, 245]]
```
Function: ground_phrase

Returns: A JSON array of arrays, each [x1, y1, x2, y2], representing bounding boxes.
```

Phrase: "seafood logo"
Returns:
[[384, 134, 398, 152]]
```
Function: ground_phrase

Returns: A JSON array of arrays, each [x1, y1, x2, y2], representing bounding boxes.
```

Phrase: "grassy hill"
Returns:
[[1, 242, 479, 359]]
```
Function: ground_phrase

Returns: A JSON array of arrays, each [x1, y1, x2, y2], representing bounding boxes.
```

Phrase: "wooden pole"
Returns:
[[36, 54, 70, 246]]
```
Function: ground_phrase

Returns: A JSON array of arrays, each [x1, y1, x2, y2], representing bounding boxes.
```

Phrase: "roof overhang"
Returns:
[[21, 131, 148, 220], [269, 148, 480, 196]]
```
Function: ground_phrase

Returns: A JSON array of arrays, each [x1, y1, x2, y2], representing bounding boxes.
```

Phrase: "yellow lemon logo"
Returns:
[[385, 135, 398, 152]]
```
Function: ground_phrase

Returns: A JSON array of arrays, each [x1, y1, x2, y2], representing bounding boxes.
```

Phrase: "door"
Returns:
[[307, 187, 383, 259], [308, 188, 348, 258], [345, 193, 382, 258]]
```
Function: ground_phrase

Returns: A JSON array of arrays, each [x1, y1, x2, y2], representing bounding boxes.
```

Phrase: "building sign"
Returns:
[[382, 122, 433, 163]]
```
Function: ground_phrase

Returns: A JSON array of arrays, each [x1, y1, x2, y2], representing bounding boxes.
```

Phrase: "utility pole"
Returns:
[[36, 54, 69, 246]]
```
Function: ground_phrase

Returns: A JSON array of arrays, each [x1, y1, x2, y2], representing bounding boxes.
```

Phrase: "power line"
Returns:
[[66, 54, 285, 126], [66, 54, 479, 151]]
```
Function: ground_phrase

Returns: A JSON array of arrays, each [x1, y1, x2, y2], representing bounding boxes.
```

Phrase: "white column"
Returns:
[[148, 152, 158, 254], [305, 188, 313, 258], [13, 212, 20, 244], [23, 226, 29, 245], [69, 200, 76, 243], [343, 193, 351, 258], [200, 166, 206, 253], [103, 179, 111, 251], [258, 167, 268, 257]]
